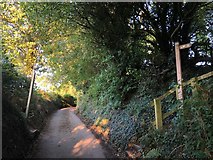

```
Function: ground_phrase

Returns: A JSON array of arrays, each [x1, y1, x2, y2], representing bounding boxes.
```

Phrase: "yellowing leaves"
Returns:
[[11, 17, 19, 23], [94, 117, 109, 126], [28, 48, 35, 54], [66, 43, 75, 51], [100, 119, 109, 126], [9, 5, 16, 11], [2, 2, 39, 76], [26, 42, 36, 47], [92, 117, 110, 141]]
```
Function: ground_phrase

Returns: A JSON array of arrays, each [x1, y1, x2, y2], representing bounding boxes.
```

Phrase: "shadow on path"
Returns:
[[32, 108, 106, 158]]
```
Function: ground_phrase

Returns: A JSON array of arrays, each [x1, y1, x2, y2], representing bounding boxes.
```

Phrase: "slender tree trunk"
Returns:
[[25, 67, 36, 118]]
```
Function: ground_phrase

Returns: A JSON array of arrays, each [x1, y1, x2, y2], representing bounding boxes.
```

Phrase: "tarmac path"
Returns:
[[32, 107, 107, 158]]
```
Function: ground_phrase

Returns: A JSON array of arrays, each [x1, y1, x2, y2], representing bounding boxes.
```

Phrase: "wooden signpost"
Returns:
[[175, 42, 191, 101], [179, 43, 192, 50]]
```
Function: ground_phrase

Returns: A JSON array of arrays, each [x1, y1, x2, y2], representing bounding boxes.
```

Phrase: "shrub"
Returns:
[[62, 94, 77, 107]]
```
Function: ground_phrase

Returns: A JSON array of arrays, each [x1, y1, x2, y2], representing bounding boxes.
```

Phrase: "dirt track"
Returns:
[[32, 107, 107, 158]]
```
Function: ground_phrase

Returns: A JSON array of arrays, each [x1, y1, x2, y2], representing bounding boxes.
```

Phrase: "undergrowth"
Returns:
[[77, 75, 213, 158]]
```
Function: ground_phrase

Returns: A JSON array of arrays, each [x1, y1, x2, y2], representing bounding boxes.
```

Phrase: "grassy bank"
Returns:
[[2, 64, 63, 158]]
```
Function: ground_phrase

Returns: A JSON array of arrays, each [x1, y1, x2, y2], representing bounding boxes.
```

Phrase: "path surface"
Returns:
[[32, 108, 107, 158]]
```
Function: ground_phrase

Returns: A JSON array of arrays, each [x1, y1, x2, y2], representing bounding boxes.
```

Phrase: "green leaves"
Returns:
[[145, 148, 161, 158]]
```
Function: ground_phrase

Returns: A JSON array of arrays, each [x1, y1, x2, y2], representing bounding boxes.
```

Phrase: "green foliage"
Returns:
[[145, 148, 161, 158], [2, 57, 63, 158], [137, 78, 213, 158], [2, 57, 30, 113], [70, 2, 213, 69], [87, 61, 122, 109], [62, 94, 77, 107], [77, 75, 212, 158], [18, 2, 212, 113], [77, 76, 161, 153], [48, 33, 108, 91], [3, 2, 212, 158]]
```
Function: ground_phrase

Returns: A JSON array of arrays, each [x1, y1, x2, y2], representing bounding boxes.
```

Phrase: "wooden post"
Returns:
[[154, 98, 163, 129], [175, 42, 183, 100], [25, 68, 36, 118]]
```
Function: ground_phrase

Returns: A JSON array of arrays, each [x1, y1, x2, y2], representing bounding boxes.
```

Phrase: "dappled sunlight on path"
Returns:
[[32, 108, 106, 158], [72, 137, 101, 157]]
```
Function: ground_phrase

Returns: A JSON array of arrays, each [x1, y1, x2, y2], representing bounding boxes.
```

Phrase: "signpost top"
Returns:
[[179, 43, 192, 50]]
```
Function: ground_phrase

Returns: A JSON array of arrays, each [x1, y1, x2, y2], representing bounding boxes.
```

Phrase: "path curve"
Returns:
[[32, 108, 106, 158]]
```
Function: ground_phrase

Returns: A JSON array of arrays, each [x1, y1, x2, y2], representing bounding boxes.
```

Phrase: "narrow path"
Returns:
[[32, 108, 106, 158]]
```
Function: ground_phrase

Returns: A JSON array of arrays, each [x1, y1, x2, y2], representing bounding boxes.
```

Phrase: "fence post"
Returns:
[[154, 98, 163, 129]]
